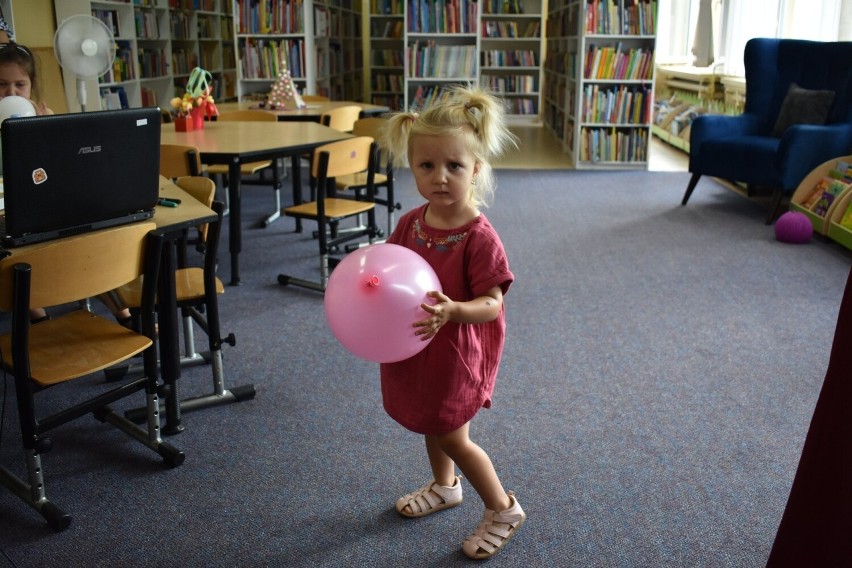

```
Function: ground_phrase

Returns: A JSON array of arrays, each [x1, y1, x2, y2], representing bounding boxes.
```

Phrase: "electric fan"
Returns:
[[54, 14, 116, 111]]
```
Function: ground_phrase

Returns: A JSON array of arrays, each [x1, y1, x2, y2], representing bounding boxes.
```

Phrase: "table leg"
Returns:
[[228, 159, 242, 285], [158, 240, 184, 435], [291, 154, 303, 233]]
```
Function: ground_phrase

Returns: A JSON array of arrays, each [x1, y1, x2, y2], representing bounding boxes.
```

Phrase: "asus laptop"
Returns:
[[0, 107, 161, 248]]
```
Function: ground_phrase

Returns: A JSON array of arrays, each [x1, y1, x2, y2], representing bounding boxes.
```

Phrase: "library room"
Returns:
[[0, 0, 851, 566]]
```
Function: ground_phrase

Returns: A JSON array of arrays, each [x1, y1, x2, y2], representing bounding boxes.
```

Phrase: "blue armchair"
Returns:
[[681, 38, 852, 223]]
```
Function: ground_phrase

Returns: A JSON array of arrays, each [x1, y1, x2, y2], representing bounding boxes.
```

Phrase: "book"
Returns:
[[840, 200, 852, 230], [810, 178, 849, 217]]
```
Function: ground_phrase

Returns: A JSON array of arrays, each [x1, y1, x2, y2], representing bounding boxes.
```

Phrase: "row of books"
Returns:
[[408, 0, 479, 33], [100, 47, 136, 84], [481, 49, 538, 67], [583, 44, 653, 81], [581, 84, 651, 125], [409, 84, 453, 110], [481, 0, 523, 15], [372, 49, 405, 67], [545, 50, 578, 76], [170, 12, 193, 38], [407, 42, 476, 78], [372, 19, 405, 38], [372, 72, 404, 92], [236, 0, 306, 34], [579, 126, 648, 163], [481, 74, 538, 94], [798, 161, 852, 219], [502, 97, 538, 115], [239, 38, 306, 79], [371, 0, 404, 15], [100, 86, 129, 110], [138, 48, 169, 78], [172, 49, 200, 75], [168, 0, 217, 10], [585, 0, 656, 36], [93, 9, 121, 37], [134, 10, 159, 39], [481, 20, 540, 38]]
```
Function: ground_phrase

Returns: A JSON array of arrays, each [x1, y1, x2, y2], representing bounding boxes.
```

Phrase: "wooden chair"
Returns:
[[160, 143, 202, 179], [0, 222, 183, 531], [278, 136, 380, 291], [335, 117, 400, 242], [115, 197, 246, 420], [205, 110, 285, 227], [320, 104, 362, 132]]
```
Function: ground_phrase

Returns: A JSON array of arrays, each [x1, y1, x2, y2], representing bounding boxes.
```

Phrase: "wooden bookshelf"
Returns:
[[368, 0, 404, 110], [543, 0, 657, 169], [54, 0, 237, 112]]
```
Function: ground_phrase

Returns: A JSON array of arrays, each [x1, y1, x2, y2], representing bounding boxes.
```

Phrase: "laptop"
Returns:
[[1, 107, 161, 248]]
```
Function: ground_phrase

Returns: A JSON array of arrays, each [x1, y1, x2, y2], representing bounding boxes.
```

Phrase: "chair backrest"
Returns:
[[301, 94, 330, 103], [175, 176, 216, 241], [352, 117, 391, 166], [0, 222, 157, 312], [320, 105, 362, 132], [160, 144, 202, 178], [312, 136, 375, 180], [216, 110, 278, 122], [744, 38, 852, 130]]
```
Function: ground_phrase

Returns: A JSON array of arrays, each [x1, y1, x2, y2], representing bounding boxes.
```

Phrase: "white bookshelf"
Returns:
[[233, 0, 363, 102], [544, 0, 657, 169], [54, 0, 236, 113]]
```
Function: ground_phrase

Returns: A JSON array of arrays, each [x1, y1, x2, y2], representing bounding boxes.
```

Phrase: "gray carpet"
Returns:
[[0, 168, 849, 567]]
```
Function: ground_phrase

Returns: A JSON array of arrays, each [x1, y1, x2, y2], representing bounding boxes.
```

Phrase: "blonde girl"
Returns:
[[379, 85, 524, 560]]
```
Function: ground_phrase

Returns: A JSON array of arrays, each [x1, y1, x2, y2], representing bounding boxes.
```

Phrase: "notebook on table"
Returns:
[[0, 107, 161, 248]]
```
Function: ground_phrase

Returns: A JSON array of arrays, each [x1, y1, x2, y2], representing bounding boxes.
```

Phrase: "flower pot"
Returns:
[[190, 106, 205, 130], [174, 116, 194, 132]]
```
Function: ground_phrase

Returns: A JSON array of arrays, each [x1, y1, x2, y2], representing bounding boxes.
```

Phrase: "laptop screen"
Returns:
[[1, 107, 161, 246]]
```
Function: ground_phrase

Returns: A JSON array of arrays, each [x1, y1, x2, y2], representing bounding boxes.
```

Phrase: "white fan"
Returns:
[[54, 14, 116, 111]]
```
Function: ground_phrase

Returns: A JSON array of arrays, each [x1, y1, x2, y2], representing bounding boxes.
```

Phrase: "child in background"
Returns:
[[380, 85, 524, 560], [0, 42, 132, 326]]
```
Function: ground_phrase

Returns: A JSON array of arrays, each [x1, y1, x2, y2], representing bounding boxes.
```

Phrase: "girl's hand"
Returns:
[[414, 290, 454, 340]]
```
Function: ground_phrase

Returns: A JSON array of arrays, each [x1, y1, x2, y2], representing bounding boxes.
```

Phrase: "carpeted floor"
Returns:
[[0, 168, 850, 567]]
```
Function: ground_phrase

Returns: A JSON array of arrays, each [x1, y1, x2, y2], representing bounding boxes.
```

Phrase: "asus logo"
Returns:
[[78, 145, 102, 154]]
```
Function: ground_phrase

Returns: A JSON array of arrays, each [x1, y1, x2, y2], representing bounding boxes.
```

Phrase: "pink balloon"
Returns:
[[324, 243, 442, 363]]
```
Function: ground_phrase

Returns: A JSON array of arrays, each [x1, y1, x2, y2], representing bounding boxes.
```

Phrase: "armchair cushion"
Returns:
[[772, 83, 836, 137]]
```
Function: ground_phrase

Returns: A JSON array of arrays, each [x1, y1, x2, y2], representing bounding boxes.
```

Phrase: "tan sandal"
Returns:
[[395, 476, 463, 518], [462, 492, 525, 560]]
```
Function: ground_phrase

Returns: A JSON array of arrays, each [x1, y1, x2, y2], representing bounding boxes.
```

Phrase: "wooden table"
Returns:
[[215, 100, 390, 122], [161, 121, 353, 285]]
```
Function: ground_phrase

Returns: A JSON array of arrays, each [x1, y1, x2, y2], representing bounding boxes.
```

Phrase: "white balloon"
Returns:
[[0, 96, 37, 127]]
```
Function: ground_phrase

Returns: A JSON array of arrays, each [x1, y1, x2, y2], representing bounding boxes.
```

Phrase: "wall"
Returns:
[[11, 0, 65, 113]]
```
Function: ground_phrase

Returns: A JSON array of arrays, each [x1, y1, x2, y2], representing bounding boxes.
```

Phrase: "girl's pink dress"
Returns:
[[380, 204, 514, 436]]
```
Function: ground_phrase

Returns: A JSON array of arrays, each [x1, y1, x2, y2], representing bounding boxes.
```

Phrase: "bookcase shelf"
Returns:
[[55, 0, 237, 113], [543, 0, 657, 169], [233, 0, 364, 102]]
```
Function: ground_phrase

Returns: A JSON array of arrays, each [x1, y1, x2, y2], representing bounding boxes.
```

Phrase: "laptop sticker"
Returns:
[[32, 168, 47, 185]]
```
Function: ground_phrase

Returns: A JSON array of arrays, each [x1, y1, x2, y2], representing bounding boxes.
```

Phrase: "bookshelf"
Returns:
[[543, 0, 657, 169], [54, 0, 237, 113], [369, 0, 544, 118], [479, 0, 545, 121], [234, 0, 364, 102], [369, 0, 404, 110]]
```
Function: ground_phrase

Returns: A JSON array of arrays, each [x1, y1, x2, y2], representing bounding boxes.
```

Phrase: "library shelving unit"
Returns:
[[322, 0, 364, 101], [54, 0, 237, 113], [234, 0, 363, 102], [369, 0, 405, 110], [479, 0, 545, 122], [404, 0, 480, 110], [543, 0, 657, 169]]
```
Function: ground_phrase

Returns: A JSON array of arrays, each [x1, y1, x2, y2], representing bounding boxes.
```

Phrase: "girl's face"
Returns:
[[409, 133, 480, 212], [0, 62, 32, 99]]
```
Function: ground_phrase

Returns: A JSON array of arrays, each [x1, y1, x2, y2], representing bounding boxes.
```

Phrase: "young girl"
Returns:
[[380, 85, 524, 560], [0, 41, 52, 116]]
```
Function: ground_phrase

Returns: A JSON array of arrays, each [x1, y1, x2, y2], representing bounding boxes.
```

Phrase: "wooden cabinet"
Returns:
[[54, 0, 236, 113], [543, 0, 657, 169]]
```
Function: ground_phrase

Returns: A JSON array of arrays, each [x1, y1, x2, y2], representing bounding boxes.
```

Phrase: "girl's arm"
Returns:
[[414, 286, 503, 340]]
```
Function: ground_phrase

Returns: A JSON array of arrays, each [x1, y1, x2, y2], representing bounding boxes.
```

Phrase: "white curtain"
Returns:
[[720, 0, 845, 76]]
